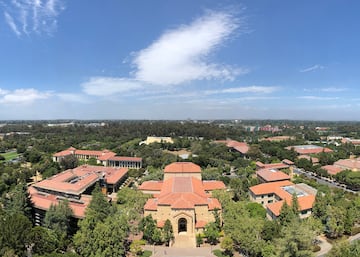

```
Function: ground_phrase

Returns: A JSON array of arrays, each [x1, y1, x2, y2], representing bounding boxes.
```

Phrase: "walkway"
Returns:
[[143, 245, 220, 257]]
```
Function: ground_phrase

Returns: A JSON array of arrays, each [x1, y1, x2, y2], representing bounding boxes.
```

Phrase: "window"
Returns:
[[268, 200, 273, 204]]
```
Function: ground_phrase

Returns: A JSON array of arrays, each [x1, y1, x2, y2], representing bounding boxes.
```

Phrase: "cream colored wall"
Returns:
[[141, 189, 161, 195], [250, 192, 276, 207], [164, 172, 202, 180]]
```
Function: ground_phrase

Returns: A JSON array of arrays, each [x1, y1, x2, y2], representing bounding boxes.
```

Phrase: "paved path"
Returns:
[[316, 236, 332, 257], [144, 245, 220, 257], [316, 233, 360, 257]]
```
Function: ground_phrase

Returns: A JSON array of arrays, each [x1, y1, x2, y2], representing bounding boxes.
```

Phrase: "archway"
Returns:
[[178, 218, 187, 233]]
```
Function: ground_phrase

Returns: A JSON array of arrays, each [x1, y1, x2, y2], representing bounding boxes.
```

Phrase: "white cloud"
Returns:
[[2, 0, 65, 36], [4, 11, 21, 36], [205, 86, 279, 95], [297, 95, 339, 100], [320, 87, 347, 92], [82, 10, 246, 96], [0, 88, 52, 104], [0, 88, 9, 95], [57, 93, 90, 103], [299, 64, 324, 73], [133, 11, 245, 86], [81, 77, 143, 96]]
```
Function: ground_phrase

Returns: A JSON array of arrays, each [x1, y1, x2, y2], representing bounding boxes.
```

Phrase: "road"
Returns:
[[293, 168, 358, 194]]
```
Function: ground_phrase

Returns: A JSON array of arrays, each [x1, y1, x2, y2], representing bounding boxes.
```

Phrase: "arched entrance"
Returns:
[[178, 218, 187, 233]]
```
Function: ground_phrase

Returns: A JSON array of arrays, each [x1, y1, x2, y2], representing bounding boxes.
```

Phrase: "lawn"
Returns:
[[0, 151, 20, 162]]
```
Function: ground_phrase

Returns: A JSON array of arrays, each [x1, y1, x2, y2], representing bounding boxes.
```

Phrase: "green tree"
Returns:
[[130, 239, 146, 256], [196, 234, 203, 247], [327, 240, 360, 257], [44, 200, 73, 248], [275, 219, 315, 257], [60, 154, 78, 170], [162, 219, 174, 246], [278, 201, 297, 226], [28, 226, 58, 255], [2, 183, 33, 221], [204, 222, 220, 245], [74, 212, 129, 257], [326, 206, 345, 238], [261, 220, 281, 241], [0, 213, 32, 256], [139, 215, 162, 244], [73, 186, 112, 255], [221, 236, 234, 256]]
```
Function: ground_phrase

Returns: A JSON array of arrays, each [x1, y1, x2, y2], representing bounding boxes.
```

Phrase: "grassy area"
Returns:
[[0, 151, 20, 162]]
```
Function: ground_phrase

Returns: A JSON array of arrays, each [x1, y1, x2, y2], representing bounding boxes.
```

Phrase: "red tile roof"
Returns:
[[334, 158, 360, 171], [202, 181, 226, 191], [226, 140, 249, 154], [256, 168, 291, 182], [250, 181, 316, 217], [138, 181, 164, 191], [249, 180, 293, 195], [267, 195, 316, 217], [106, 156, 142, 162], [164, 162, 201, 173], [106, 168, 128, 184], [29, 186, 91, 219], [195, 220, 208, 228], [143, 177, 221, 211], [321, 165, 344, 175], [33, 165, 128, 195], [297, 155, 319, 163], [286, 145, 333, 155]]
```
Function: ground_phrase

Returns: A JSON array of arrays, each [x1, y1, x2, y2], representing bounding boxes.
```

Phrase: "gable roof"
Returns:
[[164, 162, 201, 173], [143, 176, 221, 210], [256, 168, 291, 182]]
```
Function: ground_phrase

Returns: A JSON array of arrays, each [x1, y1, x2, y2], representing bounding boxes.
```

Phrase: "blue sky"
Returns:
[[0, 0, 359, 120]]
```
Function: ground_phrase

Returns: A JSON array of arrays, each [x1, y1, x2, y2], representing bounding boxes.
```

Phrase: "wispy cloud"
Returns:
[[4, 11, 21, 36], [303, 87, 348, 92], [2, 0, 65, 36], [299, 64, 324, 73], [82, 10, 246, 96], [205, 86, 279, 95], [56, 93, 90, 103], [81, 77, 143, 96], [297, 95, 339, 100], [0, 88, 52, 104], [320, 87, 347, 92]]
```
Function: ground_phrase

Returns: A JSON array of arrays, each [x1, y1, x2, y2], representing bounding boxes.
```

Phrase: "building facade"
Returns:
[[53, 147, 142, 169], [29, 165, 128, 225], [139, 162, 225, 247]]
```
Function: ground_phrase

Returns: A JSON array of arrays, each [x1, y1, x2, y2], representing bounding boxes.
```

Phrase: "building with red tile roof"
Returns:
[[285, 145, 333, 155], [53, 147, 142, 169], [256, 168, 291, 183], [255, 160, 292, 171], [29, 165, 128, 225], [333, 158, 360, 171], [140, 162, 225, 246], [321, 165, 344, 176], [163, 162, 202, 180], [249, 181, 317, 220], [297, 155, 319, 164], [215, 139, 249, 155], [341, 138, 360, 146]]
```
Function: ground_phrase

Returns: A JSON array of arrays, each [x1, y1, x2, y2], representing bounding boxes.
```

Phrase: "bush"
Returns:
[[213, 249, 231, 257], [140, 250, 152, 257], [312, 245, 321, 252], [351, 226, 360, 236]]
